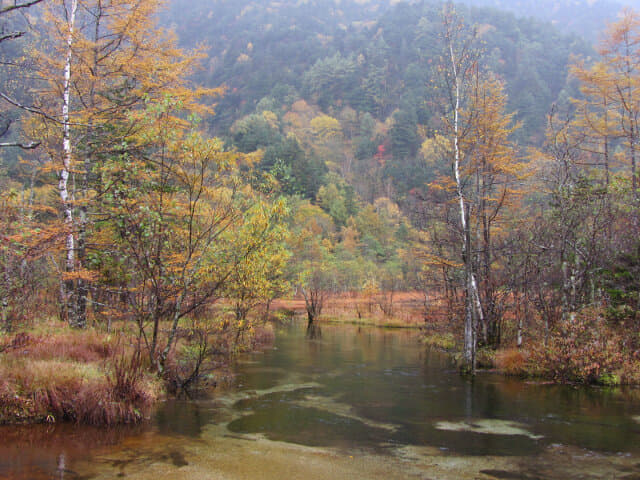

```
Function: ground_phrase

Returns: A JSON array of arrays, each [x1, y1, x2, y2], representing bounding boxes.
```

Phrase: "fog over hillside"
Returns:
[[166, 0, 637, 44], [460, 0, 628, 41]]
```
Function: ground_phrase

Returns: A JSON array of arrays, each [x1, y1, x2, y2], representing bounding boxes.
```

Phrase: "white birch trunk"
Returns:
[[60, 0, 78, 325], [516, 295, 523, 348], [449, 38, 483, 373]]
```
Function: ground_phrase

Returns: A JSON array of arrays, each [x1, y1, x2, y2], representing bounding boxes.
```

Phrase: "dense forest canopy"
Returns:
[[156, 0, 597, 213]]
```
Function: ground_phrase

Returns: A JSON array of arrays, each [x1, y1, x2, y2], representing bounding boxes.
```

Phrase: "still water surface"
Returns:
[[2, 322, 640, 479]]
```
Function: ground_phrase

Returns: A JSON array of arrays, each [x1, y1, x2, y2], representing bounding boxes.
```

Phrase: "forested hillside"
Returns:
[[163, 0, 592, 208], [158, 0, 640, 380], [166, 0, 640, 380]]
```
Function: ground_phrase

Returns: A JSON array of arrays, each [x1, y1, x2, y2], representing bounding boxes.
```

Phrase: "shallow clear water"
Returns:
[[2, 322, 640, 479]]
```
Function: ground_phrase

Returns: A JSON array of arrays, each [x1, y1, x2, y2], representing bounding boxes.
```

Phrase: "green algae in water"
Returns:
[[293, 394, 400, 432], [227, 401, 396, 449], [434, 419, 543, 440]]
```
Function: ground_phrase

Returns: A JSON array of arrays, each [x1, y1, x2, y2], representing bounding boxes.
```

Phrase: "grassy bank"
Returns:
[[7, 294, 636, 426], [423, 307, 640, 386], [0, 317, 275, 425], [0, 322, 160, 425]]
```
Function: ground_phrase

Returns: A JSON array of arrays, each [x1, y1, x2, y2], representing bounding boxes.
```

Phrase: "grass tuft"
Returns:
[[0, 325, 159, 425], [495, 348, 528, 376]]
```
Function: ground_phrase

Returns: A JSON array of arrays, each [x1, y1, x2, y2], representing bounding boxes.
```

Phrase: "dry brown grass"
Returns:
[[494, 348, 529, 376], [0, 325, 160, 425], [273, 291, 429, 328], [23, 329, 115, 362]]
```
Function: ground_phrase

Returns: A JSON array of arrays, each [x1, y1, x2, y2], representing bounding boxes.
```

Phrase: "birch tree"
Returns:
[[438, 3, 483, 373], [60, 0, 78, 325], [31, 0, 214, 327]]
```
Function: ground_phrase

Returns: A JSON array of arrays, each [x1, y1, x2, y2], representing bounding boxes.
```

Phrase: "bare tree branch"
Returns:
[[0, 31, 24, 43], [0, 0, 45, 15], [0, 91, 79, 125], [0, 140, 39, 149], [0, 3, 44, 148]]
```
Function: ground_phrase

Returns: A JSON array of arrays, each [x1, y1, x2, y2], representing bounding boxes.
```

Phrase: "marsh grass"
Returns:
[[494, 349, 528, 376], [0, 323, 160, 425]]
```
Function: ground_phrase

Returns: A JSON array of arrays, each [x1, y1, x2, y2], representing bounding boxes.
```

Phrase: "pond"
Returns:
[[2, 322, 640, 479]]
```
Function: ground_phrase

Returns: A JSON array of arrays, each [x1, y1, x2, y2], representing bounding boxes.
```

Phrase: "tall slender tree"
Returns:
[[599, 9, 640, 200], [437, 3, 483, 372]]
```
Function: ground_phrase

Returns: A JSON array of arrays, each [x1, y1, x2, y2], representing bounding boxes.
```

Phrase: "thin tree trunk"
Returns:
[[604, 97, 610, 188], [449, 40, 482, 373], [60, 0, 78, 326], [561, 259, 570, 320], [74, 0, 107, 328], [158, 291, 185, 374], [516, 292, 524, 348], [76, 154, 89, 328], [1, 253, 9, 331], [631, 121, 637, 200]]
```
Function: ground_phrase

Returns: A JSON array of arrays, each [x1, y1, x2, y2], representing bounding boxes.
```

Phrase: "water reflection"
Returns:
[[154, 400, 217, 438], [0, 423, 146, 479], [306, 323, 322, 339]]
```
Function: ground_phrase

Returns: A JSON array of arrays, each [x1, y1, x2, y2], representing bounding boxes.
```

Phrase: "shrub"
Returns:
[[528, 308, 624, 384], [476, 348, 496, 369], [0, 328, 159, 425], [495, 348, 528, 376], [423, 332, 456, 351]]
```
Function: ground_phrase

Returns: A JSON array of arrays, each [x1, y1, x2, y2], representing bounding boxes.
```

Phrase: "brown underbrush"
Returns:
[[273, 291, 429, 328], [160, 314, 275, 394], [417, 293, 640, 385], [0, 312, 276, 425], [494, 348, 529, 376], [475, 307, 640, 385], [524, 307, 640, 385], [0, 322, 160, 425]]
